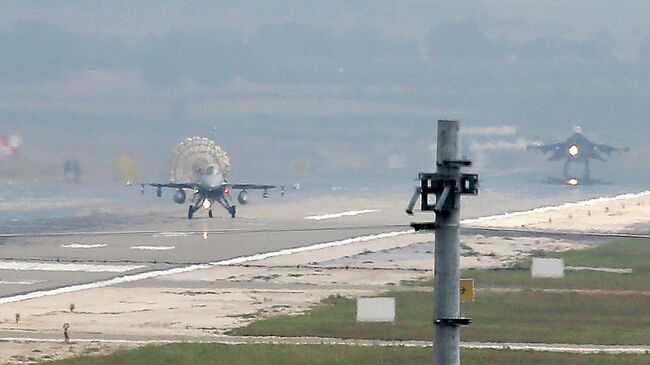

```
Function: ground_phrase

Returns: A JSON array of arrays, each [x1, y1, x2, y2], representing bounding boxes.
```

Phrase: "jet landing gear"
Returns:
[[188, 205, 197, 219], [188, 205, 193, 219], [187, 205, 235, 219]]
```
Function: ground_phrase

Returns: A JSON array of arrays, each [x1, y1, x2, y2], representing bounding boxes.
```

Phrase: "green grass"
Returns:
[[412, 238, 650, 291], [231, 238, 650, 345], [44, 344, 650, 365], [231, 290, 650, 345]]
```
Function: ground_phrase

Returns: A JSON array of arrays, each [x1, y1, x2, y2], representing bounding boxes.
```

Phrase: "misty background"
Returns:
[[1, 1, 649, 192]]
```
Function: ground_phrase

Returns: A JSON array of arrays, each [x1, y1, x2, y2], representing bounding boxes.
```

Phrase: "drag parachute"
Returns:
[[169, 137, 230, 183]]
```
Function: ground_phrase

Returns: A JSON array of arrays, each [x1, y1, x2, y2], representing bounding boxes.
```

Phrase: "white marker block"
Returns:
[[356, 297, 395, 322], [531, 258, 565, 278]]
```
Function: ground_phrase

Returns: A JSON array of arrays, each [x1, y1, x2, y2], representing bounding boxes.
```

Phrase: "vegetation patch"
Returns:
[[43, 344, 650, 365], [231, 238, 650, 345], [410, 238, 650, 291]]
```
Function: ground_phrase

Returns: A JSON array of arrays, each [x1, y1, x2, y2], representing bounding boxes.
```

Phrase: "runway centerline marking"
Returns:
[[61, 243, 108, 249], [0, 279, 43, 285], [0, 261, 146, 273], [305, 210, 380, 221], [130, 246, 176, 251], [153, 232, 191, 237]]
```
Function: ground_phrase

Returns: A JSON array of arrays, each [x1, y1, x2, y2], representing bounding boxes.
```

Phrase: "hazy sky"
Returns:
[[1, 1, 648, 186]]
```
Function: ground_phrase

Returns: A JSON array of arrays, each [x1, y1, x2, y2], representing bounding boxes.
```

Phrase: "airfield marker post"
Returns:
[[408, 120, 478, 364]]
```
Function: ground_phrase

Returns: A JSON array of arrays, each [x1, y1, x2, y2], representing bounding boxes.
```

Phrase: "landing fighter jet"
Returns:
[[142, 137, 280, 219], [146, 164, 278, 219], [527, 127, 627, 185]]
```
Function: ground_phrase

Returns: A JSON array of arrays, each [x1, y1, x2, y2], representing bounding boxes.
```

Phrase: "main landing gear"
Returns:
[[187, 205, 235, 219]]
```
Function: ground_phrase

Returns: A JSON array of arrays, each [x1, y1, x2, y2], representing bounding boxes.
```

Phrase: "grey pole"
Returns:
[[434, 120, 461, 365], [406, 119, 478, 365]]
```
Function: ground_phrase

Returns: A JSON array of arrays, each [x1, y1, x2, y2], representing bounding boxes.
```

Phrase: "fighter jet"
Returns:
[[146, 164, 278, 219], [527, 127, 627, 185], [142, 137, 280, 219]]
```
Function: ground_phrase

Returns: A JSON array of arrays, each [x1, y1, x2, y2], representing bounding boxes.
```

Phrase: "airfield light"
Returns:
[[202, 199, 211, 209], [567, 144, 580, 157]]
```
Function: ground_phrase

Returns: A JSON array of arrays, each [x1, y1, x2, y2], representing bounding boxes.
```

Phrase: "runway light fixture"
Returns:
[[202, 199, 211, 209], [567, 144, 580, 157]]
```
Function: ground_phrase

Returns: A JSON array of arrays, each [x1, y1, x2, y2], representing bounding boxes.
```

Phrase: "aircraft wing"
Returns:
[[526, 142, 563, 154], [150, 182, 202, 190], [593, 143, 619, 155], [229, 183, 276, 190]]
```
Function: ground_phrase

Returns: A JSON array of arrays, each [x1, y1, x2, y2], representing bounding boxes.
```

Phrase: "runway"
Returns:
[[1, 190, 647, 301], [0, 207, 408, 300]]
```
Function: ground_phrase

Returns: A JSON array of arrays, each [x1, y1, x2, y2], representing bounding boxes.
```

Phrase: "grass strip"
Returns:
[[45, 343, 650, 365]]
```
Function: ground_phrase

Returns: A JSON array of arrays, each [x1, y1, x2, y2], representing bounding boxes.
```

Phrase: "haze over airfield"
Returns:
[[1, 1, 648, 186]]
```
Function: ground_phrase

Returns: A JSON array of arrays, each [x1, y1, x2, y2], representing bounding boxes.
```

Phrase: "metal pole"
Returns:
[[434, 120, 460, 365]]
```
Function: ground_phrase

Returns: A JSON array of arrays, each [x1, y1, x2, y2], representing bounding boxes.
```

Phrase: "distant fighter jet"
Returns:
[[142, 137, 279, 219], [63, 159, 81, 183], [527, 127, 627, 185]]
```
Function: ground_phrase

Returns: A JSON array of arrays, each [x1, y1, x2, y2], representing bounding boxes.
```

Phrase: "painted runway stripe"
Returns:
[[0, 230, 413, 304], [305, 210, 380, 221], [461, 190, 650, 225], [0, 261, 145, 273], [152, 232, 191, 237], [61, 243, 108, 249], [0, 280, 43, 285], [130, 246, 176, 251]]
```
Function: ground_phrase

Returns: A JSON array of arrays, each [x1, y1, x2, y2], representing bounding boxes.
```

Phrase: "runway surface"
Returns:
[[0, 208, 407, 299], [0, 189, 645, 304]]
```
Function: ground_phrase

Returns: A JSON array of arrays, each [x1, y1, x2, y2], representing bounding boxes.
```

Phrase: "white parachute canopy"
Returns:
[[169, 137, 231, 183]]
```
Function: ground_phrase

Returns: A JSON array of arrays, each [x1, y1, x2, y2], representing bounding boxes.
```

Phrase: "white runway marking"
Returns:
[[0, 261, 145, 273], [61, 243, 108, 249], [153, 232, 190, 237], [305, 210, 380, 221], [0, 230, 413, 304], [130, 246, 176, 251], [461, 190, 650, 225], [0, 280, 43, 285]]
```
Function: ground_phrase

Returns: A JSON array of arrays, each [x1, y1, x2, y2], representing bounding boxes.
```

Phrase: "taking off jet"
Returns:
[[526, 127, 627, 185]]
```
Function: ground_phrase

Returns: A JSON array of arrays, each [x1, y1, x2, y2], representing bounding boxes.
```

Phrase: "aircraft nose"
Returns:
[[204, 174, 223, 188]]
